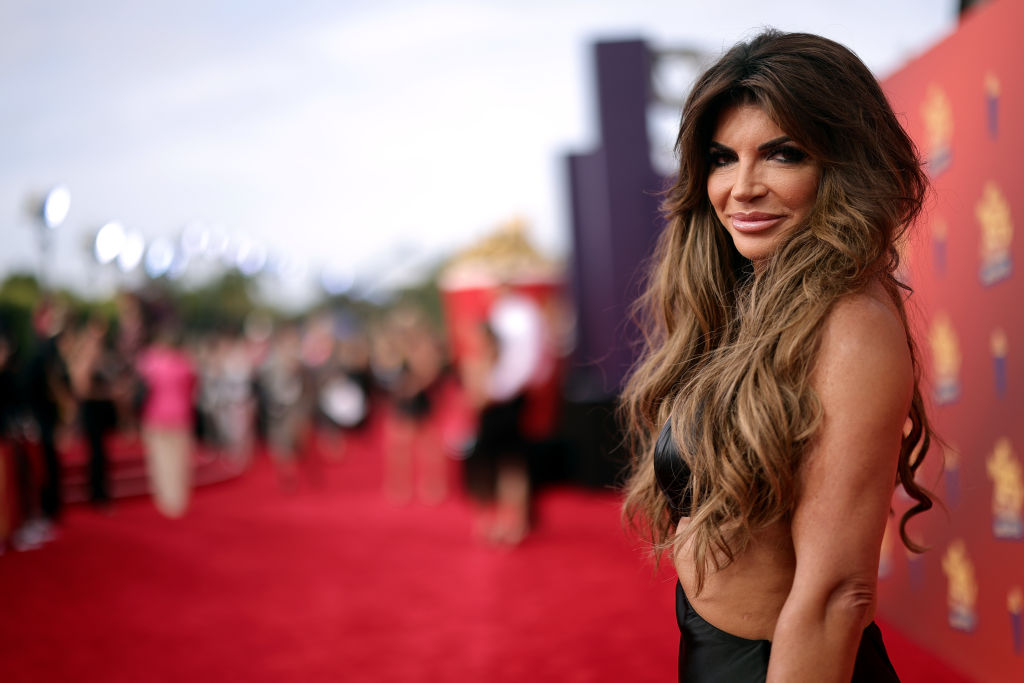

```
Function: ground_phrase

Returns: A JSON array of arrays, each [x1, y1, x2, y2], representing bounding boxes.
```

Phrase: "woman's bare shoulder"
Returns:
[[815, 283, 913, 413], [826, 281, 908, 350]]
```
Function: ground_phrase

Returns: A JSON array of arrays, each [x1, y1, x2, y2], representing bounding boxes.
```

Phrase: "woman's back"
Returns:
[[675, 516, 794, 640]]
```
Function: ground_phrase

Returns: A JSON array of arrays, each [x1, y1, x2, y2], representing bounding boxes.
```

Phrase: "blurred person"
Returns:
[[317, 330, 373, 461], [111, 291, 150, 433], [462, 287, 546, 545], [259, 322, 315, 491], [369, 320, 404, 396], [114, 291, 147, 359], [136, 321, 197, 518], [194, 333, 229, 448], [68, 314, 118, 509], [221, 333, 258, 462], [382, 310, 447, 505], [620, 31, 934, 681], [369, 321, 404, 478], [0, 330, 16, 550], [192, 334, 218, 447], [24, 299, 73, 524], [0, 327, 50, 552], [197, 331, 256, 463], [296, 313, 334, 480]]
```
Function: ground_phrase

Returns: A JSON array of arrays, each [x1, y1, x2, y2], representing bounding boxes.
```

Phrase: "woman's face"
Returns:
[[706, 104, 821, 265]]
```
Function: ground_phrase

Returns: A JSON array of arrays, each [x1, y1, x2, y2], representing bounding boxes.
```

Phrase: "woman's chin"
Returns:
[[729, 231, 787, 265]]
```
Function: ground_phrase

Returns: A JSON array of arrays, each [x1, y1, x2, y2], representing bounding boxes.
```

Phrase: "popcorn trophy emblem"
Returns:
[[929, 313, 961, 404], [987, 438, 1024, 540], [942, 539, 978, 632], [986, 72, 1000, 139], [1009, 588, 1023, 655], [977, 181, 1013, 286], [992, 328, 1009, 398], [921, 84, 953, 176]]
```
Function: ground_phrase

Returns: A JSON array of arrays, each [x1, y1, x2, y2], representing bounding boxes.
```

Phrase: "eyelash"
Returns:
[[708, 145, 809, 168], [769, 145, 809, 163], [708, 151, 734, 168]]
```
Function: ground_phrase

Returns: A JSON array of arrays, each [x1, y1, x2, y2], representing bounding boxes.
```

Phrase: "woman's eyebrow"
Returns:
[[709, 136, 794, 152], [756, 136, 793, 151]]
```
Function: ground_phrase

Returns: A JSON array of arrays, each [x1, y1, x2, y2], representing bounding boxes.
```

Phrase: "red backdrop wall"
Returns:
[[878, 1, 1023, 680]]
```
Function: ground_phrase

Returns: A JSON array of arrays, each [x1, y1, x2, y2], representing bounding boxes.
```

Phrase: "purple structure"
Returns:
[[566, 39, 666, 400], [552, 39, 669, 487]]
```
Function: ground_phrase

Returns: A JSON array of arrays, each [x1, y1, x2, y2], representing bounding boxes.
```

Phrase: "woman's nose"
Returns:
[[731, 161, 767, 202]]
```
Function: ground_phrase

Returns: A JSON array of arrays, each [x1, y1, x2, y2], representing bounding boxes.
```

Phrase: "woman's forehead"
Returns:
[[711, 104, 788, 140]]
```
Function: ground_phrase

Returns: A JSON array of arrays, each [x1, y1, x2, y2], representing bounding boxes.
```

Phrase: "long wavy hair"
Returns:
[[620, 30, 934, 592]]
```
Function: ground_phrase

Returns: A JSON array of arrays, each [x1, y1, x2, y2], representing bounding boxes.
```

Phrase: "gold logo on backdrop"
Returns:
[[977, 181, 1013, 285], [929, 313, 961, 404], [942, 539, 978, 631], [922, 84, 953, 175], [986, 72, 1000, 138], [931, 218, 948, 276], [992, 328, 1009, 358], [944, 445, 961, 471], [944, 445, 962, 508], [986, 72, 1001, 97], [992, 328, 1009, 397], [987, 438, 1024, 539], [1010, 587, 1023, 654]]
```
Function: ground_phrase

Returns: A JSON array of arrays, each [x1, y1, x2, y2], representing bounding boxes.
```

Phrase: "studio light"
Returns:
[[42, 184, 71, 229], [117, 231, 145, 272], [145, 237, 176, 278], [94, 221, 126, 264]]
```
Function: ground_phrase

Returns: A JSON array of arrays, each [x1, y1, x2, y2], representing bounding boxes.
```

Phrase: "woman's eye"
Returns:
[[709, 151, 735, 168], [768, 145, 809, 163]]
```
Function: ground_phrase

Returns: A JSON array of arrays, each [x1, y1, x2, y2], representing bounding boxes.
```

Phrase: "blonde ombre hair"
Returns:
[[620, 30, 933, 592]]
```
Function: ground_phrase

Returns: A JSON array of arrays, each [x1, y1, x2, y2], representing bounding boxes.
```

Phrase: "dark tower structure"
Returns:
[[559, 39, 666, 486], [565, 39, 665, 400]]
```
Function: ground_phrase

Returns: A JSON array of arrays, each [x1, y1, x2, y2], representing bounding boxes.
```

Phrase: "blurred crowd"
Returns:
[[0, 285, 562, 554]]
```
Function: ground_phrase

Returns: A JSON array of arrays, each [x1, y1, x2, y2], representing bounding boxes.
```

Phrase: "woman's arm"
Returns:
[[766, 293, 913, 683]]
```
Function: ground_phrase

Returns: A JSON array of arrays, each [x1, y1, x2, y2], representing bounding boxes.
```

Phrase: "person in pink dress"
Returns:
[[136, 323, 197, 518]]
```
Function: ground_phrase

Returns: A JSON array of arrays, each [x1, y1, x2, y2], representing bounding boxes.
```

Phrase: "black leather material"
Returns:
[[675, 581, 901, 682]]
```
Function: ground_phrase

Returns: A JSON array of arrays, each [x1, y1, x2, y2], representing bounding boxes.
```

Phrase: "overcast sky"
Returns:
[[1, 0, 958, 308]]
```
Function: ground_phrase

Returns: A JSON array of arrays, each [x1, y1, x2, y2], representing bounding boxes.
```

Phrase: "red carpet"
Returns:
[[0, 430, 971, 682]]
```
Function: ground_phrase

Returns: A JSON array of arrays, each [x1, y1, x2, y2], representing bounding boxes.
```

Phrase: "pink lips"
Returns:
[[729, 212, 784, 233]]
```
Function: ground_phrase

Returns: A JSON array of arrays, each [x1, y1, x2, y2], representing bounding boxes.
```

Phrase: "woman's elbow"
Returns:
[[828, 576, 877, 629]]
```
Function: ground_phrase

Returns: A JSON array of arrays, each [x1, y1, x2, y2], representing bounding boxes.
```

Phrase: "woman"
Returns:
[[69, 314, 117, 508], [259, 322, 316, 491], [137, 322, 197, 518], [383, 310, 448, 504], [462, 288, 546, 544], [621, 31, 934, 682]]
